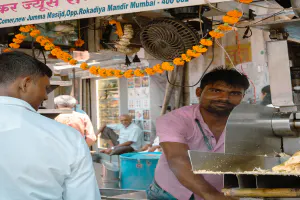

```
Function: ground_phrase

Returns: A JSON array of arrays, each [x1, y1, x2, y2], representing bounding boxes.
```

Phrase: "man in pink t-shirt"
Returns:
[[147, 67, 249, 200]]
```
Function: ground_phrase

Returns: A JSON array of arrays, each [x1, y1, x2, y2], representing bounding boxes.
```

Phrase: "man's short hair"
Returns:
[[0, 51, 52, 85], [54, 95, 76, 108], [200, 67, 250, 90]]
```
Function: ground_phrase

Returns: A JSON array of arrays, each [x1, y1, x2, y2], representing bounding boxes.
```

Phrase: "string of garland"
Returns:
[[4, 0, 252, 78]]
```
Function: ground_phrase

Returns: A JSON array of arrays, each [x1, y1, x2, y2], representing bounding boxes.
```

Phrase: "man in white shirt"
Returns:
[[139, 136, 161, 152], [98, 114, 143, 155], [0, 52, 101, 200]]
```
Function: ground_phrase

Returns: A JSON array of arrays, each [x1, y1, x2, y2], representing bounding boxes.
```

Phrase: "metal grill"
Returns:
[[140, 18, 200, 61]]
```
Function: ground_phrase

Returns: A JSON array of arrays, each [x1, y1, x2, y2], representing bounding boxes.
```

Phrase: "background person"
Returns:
[[98, 114, 143, 155], [54, 95, 97, 147]]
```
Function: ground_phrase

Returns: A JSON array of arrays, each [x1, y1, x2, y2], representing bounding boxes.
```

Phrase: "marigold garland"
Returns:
[[5, 0, 252, 78]]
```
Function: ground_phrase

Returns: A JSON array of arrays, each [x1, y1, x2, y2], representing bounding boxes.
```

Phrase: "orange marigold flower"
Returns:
[[40, 39, 50, 46], [227, 10, 243, 18], [181, 54, 191, 62], [30, 30, 41, 38], [45, 44, 55, 51], [209, 30, 225, 39], [98, 69, 107, 77], [69, 48, 76, 52], [217, 24, 233, 31], [145, 68, 156, 75], [200, 39, 213, 46], [12, 38, 23, 44], [113, 69, 123, 78], [9, 43, 20, 49], [124, 70, 134, 78], [89, 66, 99, 75], [223, 16, 239, 25], [69, 59, 78, 65], [51, 48, 60, 56], [173, 58, 184, 66], [80, 62, 89, 70], [106, 69, 114, 77], [36, 36, 45, 43], [15, 34, 26, 40], [134, 69, 144, 77], [153, 64, 164, 74], [75, 39, 85, 47], [161, 62, 174, 71], [3, 48, 12, 53], [239, 0, 253, 4], [19, 26, 30, 33]]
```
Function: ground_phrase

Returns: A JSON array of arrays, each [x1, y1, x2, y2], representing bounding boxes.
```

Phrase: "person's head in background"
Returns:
[[260, 85, 272, 106], [0, 51, 52, 110], [54, 95, 76, 109], [120, 114, 132, 128], [196, 67, 249, 117]]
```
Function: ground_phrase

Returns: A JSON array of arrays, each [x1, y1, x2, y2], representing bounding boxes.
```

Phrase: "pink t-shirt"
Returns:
[[155, 105, 225, 200], [55, 111, 96, 146]]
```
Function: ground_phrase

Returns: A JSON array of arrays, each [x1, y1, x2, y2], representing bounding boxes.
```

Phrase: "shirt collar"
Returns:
[[0, 96, 36, 113], [194, 105, 210, 132]]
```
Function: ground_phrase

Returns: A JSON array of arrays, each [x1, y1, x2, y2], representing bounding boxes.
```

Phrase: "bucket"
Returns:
[[101, 160, 120, 188], [120, 152, 161, 190]]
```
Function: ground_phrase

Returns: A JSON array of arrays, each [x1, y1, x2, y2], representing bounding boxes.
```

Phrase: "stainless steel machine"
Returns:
[[189, 40, 300, 199]]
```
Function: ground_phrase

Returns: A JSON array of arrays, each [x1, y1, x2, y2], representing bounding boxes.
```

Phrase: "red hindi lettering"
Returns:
[[0, 3, 18, 13], [22, 0, 58, 11], [67, 0, 80, 4]]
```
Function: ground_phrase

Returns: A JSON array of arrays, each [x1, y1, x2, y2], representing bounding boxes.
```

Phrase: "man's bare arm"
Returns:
[[116, 141, 133, 147], [161, 142, 236, 200]]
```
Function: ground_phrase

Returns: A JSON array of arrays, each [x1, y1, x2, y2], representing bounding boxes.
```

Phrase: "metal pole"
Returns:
[[72, 68, 76, 111]]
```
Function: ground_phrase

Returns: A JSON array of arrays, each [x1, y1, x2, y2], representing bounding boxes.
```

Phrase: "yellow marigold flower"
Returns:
[[75, 39, 85, 47], [161, 62, 174, 71], [134, 69, 144, 77], [36, 36, 45, 43], [173, 58, 184, 66], [80, 62, 89, 70]]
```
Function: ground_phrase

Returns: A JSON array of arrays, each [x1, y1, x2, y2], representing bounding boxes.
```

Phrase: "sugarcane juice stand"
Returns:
[[188, 40, 300, 199]]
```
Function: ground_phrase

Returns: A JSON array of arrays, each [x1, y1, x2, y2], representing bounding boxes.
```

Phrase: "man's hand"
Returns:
[[139, 144, 152, 152], [100, 148, 112, 154], [161, 142, 224, 199], [148, 145, 161, 152]]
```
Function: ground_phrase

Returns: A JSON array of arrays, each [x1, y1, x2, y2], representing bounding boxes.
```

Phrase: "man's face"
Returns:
[[20, 75, 50, 110], [197, 81, 245, 116], [120, 116, 132, 128]]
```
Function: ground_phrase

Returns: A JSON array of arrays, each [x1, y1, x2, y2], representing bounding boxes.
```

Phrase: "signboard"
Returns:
[[0, 0, 231, 28]]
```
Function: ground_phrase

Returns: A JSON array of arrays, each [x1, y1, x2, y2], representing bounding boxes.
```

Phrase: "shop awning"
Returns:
[[0, 0, 231, 28]]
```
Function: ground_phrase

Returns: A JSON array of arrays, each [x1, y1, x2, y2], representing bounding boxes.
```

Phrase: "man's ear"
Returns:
[[196, 87, 202, 98], [19, 76, 32, 93]]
